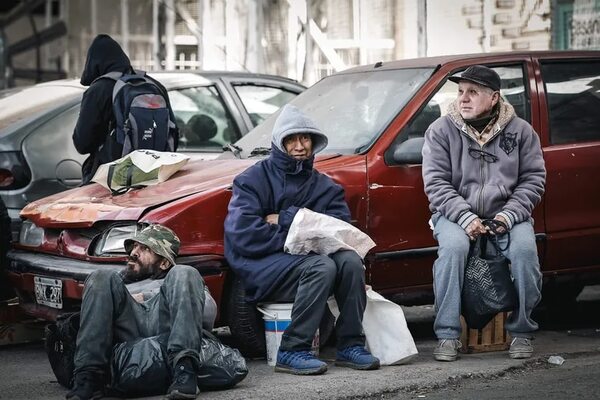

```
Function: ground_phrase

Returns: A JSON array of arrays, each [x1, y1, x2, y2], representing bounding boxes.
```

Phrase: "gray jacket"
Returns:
[[422, 99, 546, 230]]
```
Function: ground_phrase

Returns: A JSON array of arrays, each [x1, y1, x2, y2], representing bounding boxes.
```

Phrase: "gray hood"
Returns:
[[271, 104, 328, 154]]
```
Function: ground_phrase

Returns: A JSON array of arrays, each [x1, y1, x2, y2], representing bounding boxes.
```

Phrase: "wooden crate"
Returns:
[[460, 312, 511, 353]]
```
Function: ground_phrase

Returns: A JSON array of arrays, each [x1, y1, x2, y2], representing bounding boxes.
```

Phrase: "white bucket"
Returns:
[[257, 303, 319, 366]]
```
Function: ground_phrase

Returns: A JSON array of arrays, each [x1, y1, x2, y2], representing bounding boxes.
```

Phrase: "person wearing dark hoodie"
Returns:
[[73, 34, 176, 184], [422, 65, 546, 362], [224, 104, 379, 375]]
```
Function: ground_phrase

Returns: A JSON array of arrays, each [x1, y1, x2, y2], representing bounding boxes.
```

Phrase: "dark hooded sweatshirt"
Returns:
[[73, 34, 175, 184], [224, 105, 351, 302]]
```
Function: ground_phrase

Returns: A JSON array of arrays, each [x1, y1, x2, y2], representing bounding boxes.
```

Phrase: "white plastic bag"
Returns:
[[92, 150, 190, 192], [284, 208, 376, 259], [328, 288, 418, 365], [362, 288, 418, 365]]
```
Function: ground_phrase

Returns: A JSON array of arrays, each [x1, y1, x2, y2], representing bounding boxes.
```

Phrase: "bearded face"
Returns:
[[122, 242, 168, 282]]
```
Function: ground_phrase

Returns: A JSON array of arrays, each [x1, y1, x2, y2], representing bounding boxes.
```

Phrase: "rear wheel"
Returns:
[[226, 274, 336, 358]]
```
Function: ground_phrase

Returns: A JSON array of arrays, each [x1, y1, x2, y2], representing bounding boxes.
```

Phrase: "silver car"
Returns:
[[0, 71, 305, 237]]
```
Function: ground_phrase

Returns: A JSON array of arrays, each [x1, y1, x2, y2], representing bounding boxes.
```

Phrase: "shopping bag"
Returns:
[[92, 150, 189, 194], [284, 208, 376, 259], [328, 288, 418, 365], [461, 229, 517, 329]]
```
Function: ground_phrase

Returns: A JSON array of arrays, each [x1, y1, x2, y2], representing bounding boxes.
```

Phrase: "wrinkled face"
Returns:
[[457, 81, 499, 120], [283, 133, 313, 160], [123, 241, 169, 282]]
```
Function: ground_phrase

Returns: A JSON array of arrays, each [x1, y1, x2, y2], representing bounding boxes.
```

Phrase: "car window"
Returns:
[[540, 60, 600, 145], [386, 65, 530, 165], [231, 68, 435, 157], [168, 86, 240, 152], [233, 85, 298, 126]]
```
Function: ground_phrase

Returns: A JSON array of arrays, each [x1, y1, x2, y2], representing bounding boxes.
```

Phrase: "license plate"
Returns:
[[34, 276, 63, 309]]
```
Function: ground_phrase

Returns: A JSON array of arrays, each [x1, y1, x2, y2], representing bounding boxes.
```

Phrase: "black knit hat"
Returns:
[[449, 65, 501, 92]]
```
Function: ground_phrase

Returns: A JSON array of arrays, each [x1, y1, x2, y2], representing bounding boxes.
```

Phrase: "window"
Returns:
[[168, 86, 240, 151], [234, 68, 435, 156], [541, 60, 600, 145], [233, 85, 298, 126], [386, 64, 529, 165]]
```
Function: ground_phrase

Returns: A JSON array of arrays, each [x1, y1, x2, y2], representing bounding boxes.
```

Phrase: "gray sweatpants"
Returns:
[[431, 214, 542, 339], [265, 250, 367, 352], [73, 265, 205, 375]]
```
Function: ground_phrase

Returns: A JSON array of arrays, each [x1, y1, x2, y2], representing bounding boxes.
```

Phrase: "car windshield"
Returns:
[[228, 67, 434, 158], [0, 85, 83, 132]]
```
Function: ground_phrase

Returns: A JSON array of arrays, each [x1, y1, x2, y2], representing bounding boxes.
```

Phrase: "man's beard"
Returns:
[[121, 255, 162, 283]]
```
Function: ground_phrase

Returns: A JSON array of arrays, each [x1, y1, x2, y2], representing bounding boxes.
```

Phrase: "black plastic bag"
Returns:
[[198, 330, 248, 390], [44, 312, 80, 389], [109, 330, 248, 395], [109, 334, 170, 397], [462, 233, 517, 329]]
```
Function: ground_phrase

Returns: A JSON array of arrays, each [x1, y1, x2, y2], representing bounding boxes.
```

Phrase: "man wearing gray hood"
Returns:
[[225, 105, 379, 375], [422, 65, 546, 362]]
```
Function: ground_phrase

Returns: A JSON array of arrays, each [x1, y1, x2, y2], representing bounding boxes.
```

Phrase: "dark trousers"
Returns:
[[266, 250, 366, 351], [73, 266, 205, 375]]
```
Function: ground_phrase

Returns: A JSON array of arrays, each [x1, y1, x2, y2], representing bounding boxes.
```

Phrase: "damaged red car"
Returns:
[[7, 51, 600, 356]]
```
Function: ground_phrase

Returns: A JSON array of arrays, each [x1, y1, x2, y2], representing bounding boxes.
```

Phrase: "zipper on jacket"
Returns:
[[477, 155, 485, 216]]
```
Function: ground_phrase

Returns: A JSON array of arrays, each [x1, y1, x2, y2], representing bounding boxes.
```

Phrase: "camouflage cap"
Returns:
[[124, 224, 180, 266]]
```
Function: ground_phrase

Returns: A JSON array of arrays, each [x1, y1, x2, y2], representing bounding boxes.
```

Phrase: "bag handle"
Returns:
[[106, 164, 146, 196], [482, 219, 510, 253]]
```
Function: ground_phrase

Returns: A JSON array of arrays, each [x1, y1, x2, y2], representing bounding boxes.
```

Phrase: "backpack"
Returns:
[[44, 312, 81, 388], [98, 70, 178, 157]]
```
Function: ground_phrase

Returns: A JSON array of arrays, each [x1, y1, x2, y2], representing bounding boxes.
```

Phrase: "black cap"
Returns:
[[448, 65, 501, 92]]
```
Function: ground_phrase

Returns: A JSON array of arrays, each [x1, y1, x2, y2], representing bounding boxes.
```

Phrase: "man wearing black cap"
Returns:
[[421, 65, 546, 362]]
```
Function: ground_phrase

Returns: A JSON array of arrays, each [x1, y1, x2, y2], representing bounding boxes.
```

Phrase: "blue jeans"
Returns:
[[73, 265, 205, 375], [431, 214, 542, 339]]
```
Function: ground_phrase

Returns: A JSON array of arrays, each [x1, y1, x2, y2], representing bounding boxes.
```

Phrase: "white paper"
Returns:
[[284, 208, 376, 259]]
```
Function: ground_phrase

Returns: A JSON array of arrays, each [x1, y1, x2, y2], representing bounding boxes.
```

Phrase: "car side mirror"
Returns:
[[392, 137, 425, 164]]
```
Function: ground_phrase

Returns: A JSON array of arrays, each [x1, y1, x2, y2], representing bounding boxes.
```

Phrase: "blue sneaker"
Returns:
[[335, 346, 380, 370], [275, 350, 328, 375]]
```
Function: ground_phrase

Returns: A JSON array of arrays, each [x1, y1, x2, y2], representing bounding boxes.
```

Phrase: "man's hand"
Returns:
[[131, 293, 145, 303], [265, 214, 279, 225], [490, 215, 508, 234], [465, 218, 487, 241]]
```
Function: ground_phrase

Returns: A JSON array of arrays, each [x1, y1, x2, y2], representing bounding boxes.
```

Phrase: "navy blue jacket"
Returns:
[[224, 145, 350, 302]]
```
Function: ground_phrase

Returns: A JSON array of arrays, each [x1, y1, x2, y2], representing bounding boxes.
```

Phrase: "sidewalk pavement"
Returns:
[[149, 328, 600, 400]]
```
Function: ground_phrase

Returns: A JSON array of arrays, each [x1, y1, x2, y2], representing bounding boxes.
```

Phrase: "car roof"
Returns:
[[148, 71, 305, 88], [339, 50, 600, 74], [34, 71, 304, 91]]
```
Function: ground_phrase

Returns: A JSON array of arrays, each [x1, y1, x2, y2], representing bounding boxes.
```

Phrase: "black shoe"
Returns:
[[65, 371, 104, 400], [166, 358, 199, 399]]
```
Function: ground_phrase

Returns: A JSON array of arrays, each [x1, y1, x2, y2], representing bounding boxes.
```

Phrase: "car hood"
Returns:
[[21, 158, 257, 228], [21, 155, 344, 228]]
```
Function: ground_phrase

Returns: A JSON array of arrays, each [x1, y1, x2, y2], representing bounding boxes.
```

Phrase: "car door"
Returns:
[[366, 60, 541, 295], [536, 55, 600, 271]]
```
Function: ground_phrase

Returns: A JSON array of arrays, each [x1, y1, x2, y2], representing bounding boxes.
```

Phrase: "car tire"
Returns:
[[226, 276, 267, 358], [226, 274, 336, 358]]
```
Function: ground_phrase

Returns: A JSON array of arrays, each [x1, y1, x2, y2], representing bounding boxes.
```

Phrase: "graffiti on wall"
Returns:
[[572, 0, 600, 49]]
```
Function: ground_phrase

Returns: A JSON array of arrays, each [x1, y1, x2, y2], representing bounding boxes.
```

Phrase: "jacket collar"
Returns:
[[269, 144, 314, 175], [447, 97, 516, 138]]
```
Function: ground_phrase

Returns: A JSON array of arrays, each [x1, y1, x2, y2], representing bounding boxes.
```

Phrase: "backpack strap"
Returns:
[[90, 71, 123, 85]]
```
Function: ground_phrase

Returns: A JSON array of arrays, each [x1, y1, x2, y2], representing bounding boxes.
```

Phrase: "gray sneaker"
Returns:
[[433, 339, 462, 362], [509, 337, 533, 359]]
